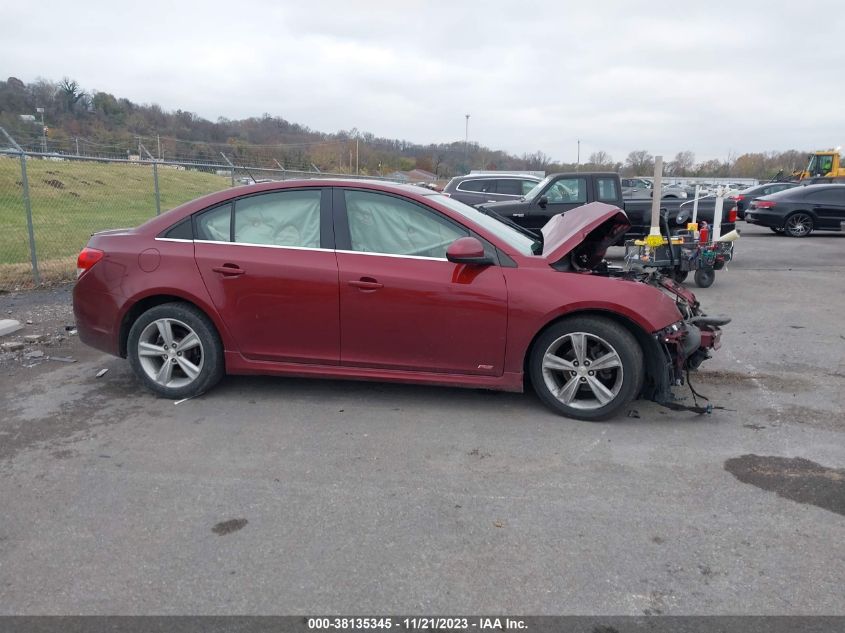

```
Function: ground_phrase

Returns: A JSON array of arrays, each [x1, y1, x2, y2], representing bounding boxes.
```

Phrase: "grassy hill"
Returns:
[[0, 156, 228, 287]]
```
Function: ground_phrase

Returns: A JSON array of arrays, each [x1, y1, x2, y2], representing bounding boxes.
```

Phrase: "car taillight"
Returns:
[[754, 200, 776, 209], [728, 207, 737, 222], [733, 194, 745, 201], [77, 247, 104, 278]]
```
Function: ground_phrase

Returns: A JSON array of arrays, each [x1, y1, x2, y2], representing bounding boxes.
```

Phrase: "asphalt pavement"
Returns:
[[1, 223, 843, 614]]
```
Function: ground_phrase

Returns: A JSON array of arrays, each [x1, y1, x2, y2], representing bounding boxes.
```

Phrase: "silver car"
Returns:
[[443, 173, 542, 206]]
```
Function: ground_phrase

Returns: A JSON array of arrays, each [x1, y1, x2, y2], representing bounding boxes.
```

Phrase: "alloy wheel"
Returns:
[[541, 332, 624, 410], [785, 213, 812, 237], [137, 318, 205, 388]]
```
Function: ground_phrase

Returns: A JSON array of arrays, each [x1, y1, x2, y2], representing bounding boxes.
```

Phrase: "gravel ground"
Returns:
[[0, 223, 843, 615]]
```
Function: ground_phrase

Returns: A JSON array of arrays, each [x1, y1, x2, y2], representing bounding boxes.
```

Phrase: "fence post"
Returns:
[[140, 144, 161, 216], [152, 162, 161, 216], [19, 154, 41, 285], [0, 127, 40, 285], [220, 152, 235, 187]]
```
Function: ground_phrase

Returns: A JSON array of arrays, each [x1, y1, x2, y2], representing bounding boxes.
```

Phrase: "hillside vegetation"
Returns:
[[0, 76, 809, 180]]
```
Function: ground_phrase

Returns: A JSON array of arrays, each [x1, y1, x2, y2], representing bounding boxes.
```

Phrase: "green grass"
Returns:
[[0, 156, 229, 287]]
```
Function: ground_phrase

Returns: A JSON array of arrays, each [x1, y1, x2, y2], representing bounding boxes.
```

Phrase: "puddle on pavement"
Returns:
[[724, 454, 845, 516]]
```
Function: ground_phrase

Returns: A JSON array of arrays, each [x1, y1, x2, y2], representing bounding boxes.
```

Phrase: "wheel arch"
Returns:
[[522, 309, 668, 400], [118, 291, 230, 358]]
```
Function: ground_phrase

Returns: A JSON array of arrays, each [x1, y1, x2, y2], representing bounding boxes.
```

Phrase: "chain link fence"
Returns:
[[0, 131, 394, 292]]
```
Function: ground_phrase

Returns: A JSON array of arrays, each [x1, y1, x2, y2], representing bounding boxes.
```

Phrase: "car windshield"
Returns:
[[427, 194, 541, 256], [523, 176, 554, 201]]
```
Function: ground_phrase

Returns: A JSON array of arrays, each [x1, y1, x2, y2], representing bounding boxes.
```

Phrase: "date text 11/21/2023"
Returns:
[[306, 617, 527, 630]]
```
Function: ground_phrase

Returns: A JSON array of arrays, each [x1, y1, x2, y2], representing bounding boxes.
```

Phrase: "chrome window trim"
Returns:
[[193, 239, 332, 252], [335, 249, 448, 262], [154, 237, 194, 243]]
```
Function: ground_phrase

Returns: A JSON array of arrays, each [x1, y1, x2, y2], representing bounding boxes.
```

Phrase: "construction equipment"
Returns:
[[792, 149, 845, 183]]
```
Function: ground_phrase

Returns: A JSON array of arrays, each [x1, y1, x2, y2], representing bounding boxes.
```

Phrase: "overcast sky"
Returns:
[[2, 1, 842, 163]]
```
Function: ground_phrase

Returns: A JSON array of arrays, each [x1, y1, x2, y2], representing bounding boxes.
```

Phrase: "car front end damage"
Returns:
[[648, 275, 729, 412]]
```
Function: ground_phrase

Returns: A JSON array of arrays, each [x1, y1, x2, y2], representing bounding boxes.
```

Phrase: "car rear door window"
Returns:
[[457, 179, 492, 193], [805, 188, 845, 204], [234, 190, 322, 247], [597, 178, 619, 202], [496, 179, 522, 196], [344, 190, 467, 258]]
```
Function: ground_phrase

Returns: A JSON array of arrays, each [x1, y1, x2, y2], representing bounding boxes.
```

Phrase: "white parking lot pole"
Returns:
[[712, 186, 724, 242], [646, 156, 664, 246], [692, 185, 701, 224]]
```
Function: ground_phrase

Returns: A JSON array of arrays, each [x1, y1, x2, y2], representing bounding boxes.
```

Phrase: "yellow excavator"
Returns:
[[792, 149, 845, 182]]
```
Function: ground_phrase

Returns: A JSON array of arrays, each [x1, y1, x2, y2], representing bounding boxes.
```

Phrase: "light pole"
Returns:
[[36, 107, 46, 153], [464, 114, 470, 168], [576, 139, 580, 171]]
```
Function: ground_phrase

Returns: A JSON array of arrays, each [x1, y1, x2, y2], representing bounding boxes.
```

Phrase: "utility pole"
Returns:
[[577, 139, 581, 171], [355, 136, 359, 175], [36, 107, 46, 153], [157, 134, 162, 160], [464, 114, 470, 168]]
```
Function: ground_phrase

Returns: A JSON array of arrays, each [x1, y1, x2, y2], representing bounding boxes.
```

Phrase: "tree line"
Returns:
[[0, 76, 811, 180]]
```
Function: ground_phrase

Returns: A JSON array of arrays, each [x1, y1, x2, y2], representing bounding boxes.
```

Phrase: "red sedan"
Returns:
[[73, 179, 725, 420]]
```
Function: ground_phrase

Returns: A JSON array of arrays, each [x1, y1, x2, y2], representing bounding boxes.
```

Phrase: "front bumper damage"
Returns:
[[649, 277, 730, 412]]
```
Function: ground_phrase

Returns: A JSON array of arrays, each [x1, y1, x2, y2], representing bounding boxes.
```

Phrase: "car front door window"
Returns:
[[344, 190, 468, 258]]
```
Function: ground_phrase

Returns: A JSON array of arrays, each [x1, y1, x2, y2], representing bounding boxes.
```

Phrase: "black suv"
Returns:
[[443, 173, 542, 206]]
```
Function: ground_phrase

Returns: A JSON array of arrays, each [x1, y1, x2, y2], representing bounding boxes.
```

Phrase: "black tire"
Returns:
[[127, 302, 224, 399], [769, 227, 785, 234], [672, 270, 689, 284], [784, 212, 813, 237], [694, 267, 715, 288], [528, 316, 643, 421]]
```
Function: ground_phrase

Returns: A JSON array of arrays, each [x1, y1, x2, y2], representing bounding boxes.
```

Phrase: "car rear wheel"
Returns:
[[529, 317, 643, 421], [128, 302, 224, 399], [784, 212, 813, 237]]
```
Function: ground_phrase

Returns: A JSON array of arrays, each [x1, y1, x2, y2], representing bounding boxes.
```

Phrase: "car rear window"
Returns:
[[597, 178, 619, 202]]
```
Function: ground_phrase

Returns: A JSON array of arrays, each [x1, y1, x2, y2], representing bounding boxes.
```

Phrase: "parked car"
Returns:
[[745, 184, 845, 237], [729, 182, 801, 219], [73, 180, 725, 421], [443, 173, 542, 206], [621, 178, 687, 199], [476, 172, 735, 239]]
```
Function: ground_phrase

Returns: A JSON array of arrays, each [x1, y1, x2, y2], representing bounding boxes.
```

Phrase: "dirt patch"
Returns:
[[93, 179, 105, 185], [724, 454, 845, 517], [767, 404, 845, 433], [212, 518, 248, 535], [695, 369, 810, 392], [43, 179, 65, 189]]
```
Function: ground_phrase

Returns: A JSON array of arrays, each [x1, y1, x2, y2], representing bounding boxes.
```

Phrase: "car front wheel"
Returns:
[[529, 317, 643, 421], [127, 302, 224, 399]]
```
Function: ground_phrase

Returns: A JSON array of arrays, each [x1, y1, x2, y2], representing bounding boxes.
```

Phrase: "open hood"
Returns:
[[541, 202, 631, 269]]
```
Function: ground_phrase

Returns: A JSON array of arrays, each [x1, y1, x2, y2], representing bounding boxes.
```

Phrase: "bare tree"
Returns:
[[522, 150, 553, 171], [669, 151, 695, 176], [588, 150, 613, 167], [625, 150, 654, 176], [59, 77, 87, 113]]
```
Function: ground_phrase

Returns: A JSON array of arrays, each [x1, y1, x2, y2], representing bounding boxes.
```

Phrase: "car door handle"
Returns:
[[348, 278, 383, 291], [512, 213, 525, 217], [211, 265, 246, 276]]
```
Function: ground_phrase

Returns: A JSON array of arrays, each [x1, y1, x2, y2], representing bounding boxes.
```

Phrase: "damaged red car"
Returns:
[[73, 180, 726, 420]]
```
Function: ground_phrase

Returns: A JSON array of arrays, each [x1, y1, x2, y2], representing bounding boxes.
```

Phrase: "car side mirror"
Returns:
[[538, 195, 549, 209], [446, 237, 494, 266]]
